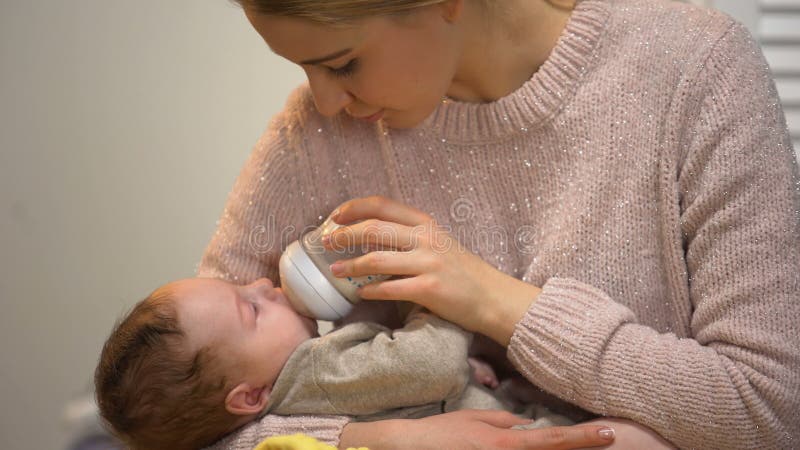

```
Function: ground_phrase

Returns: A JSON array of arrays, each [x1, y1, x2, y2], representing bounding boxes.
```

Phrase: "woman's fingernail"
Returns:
[[330, 262, 344, 276], [330, 208, 340, 221], [598, 427, 615, 440], [321, 234, 330, 246]]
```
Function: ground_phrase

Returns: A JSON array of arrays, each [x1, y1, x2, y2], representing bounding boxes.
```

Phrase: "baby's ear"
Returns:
[[225, 383, 271, 416]]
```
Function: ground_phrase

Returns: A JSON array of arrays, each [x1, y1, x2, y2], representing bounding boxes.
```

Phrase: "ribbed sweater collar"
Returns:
[[419, 0, 610, 143]]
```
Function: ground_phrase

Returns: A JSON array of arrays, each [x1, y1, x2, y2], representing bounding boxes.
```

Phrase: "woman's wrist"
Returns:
[[338, 422, 370, 450], [339, 420, 403, 450], [483, 273, 541, 346]]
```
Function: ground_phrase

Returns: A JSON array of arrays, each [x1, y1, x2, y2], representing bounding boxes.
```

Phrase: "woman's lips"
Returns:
[[357, 110, 384, 123]]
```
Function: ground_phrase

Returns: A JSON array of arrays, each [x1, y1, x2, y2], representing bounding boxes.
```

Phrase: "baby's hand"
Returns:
[[468, 356, 499, 389]]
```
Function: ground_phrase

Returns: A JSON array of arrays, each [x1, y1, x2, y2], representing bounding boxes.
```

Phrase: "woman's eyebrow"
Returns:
[[300, 48, 352, 65]]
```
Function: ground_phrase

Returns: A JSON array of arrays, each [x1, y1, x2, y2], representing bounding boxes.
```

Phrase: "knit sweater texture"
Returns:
[[200, 0, 800, 448]]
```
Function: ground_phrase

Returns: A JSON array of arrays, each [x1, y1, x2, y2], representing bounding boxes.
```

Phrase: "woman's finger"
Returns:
[[333, 195, 433, 227], [326, 219, 419, 251], [334, 249, 430, 278], [462, 409, 531, 428], [357, 275, 427, 303], [519, 425, 615, 450]]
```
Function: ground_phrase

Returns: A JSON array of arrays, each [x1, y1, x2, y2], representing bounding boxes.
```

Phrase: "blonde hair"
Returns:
[[231, 0, 450, 24]]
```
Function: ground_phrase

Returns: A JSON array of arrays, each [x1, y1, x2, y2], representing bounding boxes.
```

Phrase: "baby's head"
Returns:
[[94, 277, 319, 449]]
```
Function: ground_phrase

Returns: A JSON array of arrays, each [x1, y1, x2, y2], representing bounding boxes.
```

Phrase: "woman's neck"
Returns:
[[446, 0, 574, 103]]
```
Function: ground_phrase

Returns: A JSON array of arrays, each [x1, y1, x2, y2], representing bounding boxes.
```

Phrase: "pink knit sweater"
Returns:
[[200, 0, 800, 448]]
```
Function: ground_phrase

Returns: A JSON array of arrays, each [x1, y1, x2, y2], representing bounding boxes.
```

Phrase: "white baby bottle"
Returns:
[[279, 215, 391, 320]]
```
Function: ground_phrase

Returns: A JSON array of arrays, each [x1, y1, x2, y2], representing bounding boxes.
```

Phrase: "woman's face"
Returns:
[[245, 5, 463, 129]]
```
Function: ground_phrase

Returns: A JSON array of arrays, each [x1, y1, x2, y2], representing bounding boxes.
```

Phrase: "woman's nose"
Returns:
[[307, 72, 353, 117]]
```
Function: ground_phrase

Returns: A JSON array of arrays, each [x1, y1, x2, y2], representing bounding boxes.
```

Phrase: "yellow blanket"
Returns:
[[253, 433, 367, 450]]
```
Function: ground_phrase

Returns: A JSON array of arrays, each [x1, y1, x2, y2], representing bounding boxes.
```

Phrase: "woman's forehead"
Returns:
[[245, 12, 377, 63]]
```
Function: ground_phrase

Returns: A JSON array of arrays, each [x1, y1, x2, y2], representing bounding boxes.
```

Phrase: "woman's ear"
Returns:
[[225, 383, 271, 416], [439, 0, 465, 23]]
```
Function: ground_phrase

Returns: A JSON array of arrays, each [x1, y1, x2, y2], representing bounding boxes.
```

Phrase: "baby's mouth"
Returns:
[[275, 287, 320, 332]]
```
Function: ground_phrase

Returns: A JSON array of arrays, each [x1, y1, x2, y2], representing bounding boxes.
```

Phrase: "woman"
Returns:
[[199, 0, 800, 448]]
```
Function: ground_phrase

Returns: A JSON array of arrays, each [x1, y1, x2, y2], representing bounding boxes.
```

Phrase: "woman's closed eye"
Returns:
[[328, 59, 359, 79]]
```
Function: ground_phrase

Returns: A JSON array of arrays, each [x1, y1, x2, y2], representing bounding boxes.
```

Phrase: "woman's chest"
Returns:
[[386, 143, 684, 333]]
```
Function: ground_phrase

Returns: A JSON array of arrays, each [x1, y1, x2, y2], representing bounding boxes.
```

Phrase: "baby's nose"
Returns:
[[247, 278, 274, 295], [252, 277, 273, 288]]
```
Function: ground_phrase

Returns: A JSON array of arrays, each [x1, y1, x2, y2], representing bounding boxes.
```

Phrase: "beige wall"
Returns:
[[0, 2, 304, 449]]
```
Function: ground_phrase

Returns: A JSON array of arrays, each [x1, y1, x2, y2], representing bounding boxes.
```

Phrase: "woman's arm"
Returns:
[[320, 21, 800, 450], [339, 410, 617, 450], [508, 21, 800, 450]]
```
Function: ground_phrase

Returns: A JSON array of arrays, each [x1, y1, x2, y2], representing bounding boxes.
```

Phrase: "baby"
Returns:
[[94, 276, 511, 450]]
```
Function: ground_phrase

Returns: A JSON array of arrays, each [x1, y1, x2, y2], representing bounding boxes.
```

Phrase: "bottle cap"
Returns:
[[279, 240, 354, 321]]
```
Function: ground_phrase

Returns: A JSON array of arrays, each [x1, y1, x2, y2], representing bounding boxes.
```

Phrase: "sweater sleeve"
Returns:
[[507, 21, 800, 450], [197, 88, 351, 446], [270, 311, 472, 416]]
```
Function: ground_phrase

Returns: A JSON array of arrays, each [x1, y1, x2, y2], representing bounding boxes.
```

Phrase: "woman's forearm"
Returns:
[[338, 411, 617, 450], [507, 278, 798, 450], [339, 421, 399, 450]]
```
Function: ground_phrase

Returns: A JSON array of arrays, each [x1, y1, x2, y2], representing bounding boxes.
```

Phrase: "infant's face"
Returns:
[[165, 277, 318, 387]]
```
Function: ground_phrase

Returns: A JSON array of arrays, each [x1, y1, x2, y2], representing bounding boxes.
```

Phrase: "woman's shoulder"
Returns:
[[610, 0, 736, 32], [589, 0, 762, 105], [605, 0, 742, 60]]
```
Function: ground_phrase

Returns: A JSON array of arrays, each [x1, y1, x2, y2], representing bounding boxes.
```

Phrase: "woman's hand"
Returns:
[[339, 410, 616, 450], [323, 196, 541, 345]]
